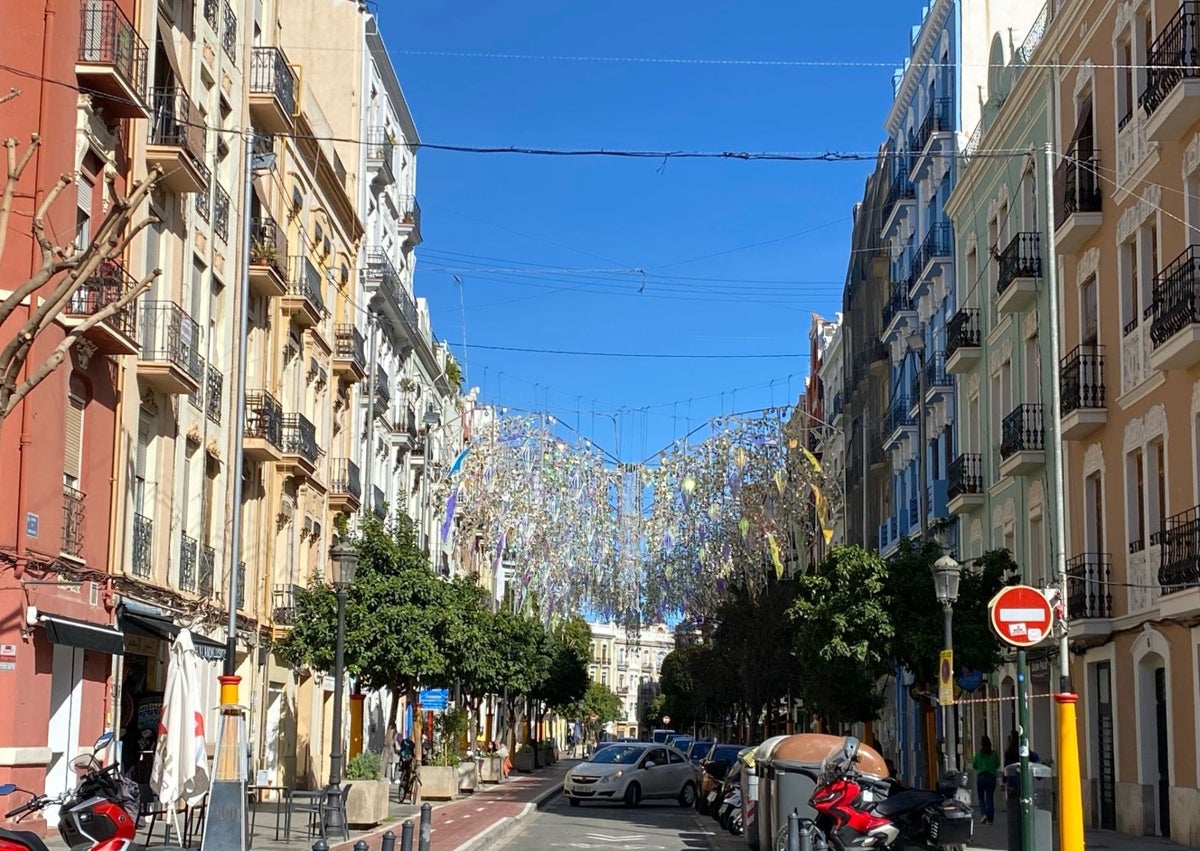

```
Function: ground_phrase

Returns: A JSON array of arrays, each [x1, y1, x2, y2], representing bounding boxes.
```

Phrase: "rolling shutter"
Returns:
[[64, 396, 85, 484]]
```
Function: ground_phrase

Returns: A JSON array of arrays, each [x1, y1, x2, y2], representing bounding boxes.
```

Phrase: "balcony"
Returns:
[[333, 324, 367, 381], [928, 479, 950, 521], [882, 396, 916, 452], [281, 413, 318, 477], [829, 392, 844, 425], [1060, 344, 1106, 439], [1067, 553, 1114, 645], [329, 458, 362, 512], [373, 369, 391, 418], [62, 485, 85, 558], [199, 545, 215, 599], [179, 533, 198, 592], [394, 405, 418, 451], [1140, 3, 1200, 142], [996, 232, 1042, 314], [205, 363, 222, 425], [132, 513, 152, 578], [272, 584, 300, 634], [363, 248, 420, 336], [878, 514, 901, 554], [947, 453, 985, 514], [146, 85, 207, 192], [372, 485, 386, 520], [138, 301, 202, 395], [248, 46, 297, 133], [366, 127, 396, 186], [248, 217, 288, 298], [945, 309, 981, 373], [397, 196, 423, 247], [76, 0, 150, 119], [910, 223, 953, 302], [881, 163, 916, 240], [881, 280, 916, 344], [243, 391, 283, 462], [1149, 244, 1200, 371], [1159, 505, 1200, 598], [212, 182, 230, 243], [999, 403, 1045, 477], [62, 258, 140, 355], [911, 97, 954, 182], [1053, 149, 1102, 253], [282, 256, 325, 327], [922, 352, 952, 402]]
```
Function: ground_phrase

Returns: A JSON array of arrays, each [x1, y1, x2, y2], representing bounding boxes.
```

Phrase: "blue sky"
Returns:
[[380, 1, 928, 463]]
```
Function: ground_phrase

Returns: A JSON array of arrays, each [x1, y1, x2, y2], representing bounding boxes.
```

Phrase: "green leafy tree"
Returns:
[[573, 681, 623, 744], [790, 544, 894, 728], [542, 616, 591, 714]]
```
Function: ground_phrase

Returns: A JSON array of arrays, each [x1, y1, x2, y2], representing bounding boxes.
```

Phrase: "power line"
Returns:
[[448, 342, 805, 359]]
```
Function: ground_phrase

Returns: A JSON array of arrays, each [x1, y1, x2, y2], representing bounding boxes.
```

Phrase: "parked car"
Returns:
[[697, 744, 744, 814], [665, 734, 695, 755], [564, 742, 698, 808], [685, 739, 714, 766], [650, 728, 677, 744]]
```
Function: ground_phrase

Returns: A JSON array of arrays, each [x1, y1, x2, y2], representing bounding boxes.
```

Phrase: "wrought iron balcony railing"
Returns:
[[948, 453, 983, 500], [882, 282, 913, 328], [1060, 344, 1105, 413], [179, 533, 198, 592], [272, 584, 299, 625], [249, 216, 288, 276], [282, 413, 318, 465], [1140, 2, 1200, 118], [65, 258, 139, 341], [363, 247, 420, 327], [285, 256, 326, 315], [330, 458, 362, 501], [946, 309, 980, 358], [912, 222, 953, 281], [1053, 147, 1102, 230], [205, 363, 222, 424], [916, 97, 953, 152], [148, 85, 205, 161], [203, 0, 218, 30], [140, 300, 202, 382], [883, 163, 915, 223], [249, 46, 296, 116], [373, 485, 386, 519], [997, 232, 1042, 296], [78, 0, 148, 99], [1158, 504, 1200, 592], [883, 397, 916, 435], [62, 485, 85, 557], [132, 513, 153, 577], [924, 352, 951, 388], [1067, 553, 1113, 618], [199, 544, 215, 598], [245, 391, 283, 448], [374, 370, 391, 407], [1150, 244, 1200, 347], [365, 127, 396, 178], [334, 324, 366, 368], [221, 0, 237, 60], [1000, 403, 1045, 458], [213, 182, 230, 242]]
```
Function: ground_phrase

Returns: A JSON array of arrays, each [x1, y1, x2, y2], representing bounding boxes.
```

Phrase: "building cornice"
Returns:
[[885, 0, 953, 136], [366, 17, 421, 146]]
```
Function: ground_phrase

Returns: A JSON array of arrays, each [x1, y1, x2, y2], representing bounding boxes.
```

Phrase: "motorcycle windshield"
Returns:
[[816, 738, 857, 784]]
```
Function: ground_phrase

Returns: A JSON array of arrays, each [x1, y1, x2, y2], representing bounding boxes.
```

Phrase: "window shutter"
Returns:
[[136, 419, 150, 480], [64, 396, 85, 482]]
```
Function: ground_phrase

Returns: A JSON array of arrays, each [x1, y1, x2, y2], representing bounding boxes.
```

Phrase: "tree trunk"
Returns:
[[409, 687, 424, 804]]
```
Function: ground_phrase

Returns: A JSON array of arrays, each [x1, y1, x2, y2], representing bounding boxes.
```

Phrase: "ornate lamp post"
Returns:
[[325, 539, 359, 833], [932, 553, 962, 773]]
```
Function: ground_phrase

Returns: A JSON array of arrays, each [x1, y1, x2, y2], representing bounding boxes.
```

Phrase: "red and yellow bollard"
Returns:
[[1055, 693, 1085, 851]]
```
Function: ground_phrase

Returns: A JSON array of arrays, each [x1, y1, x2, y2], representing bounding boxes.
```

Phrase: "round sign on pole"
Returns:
[[989, 585, 1055, 647], [662, 715, 671, 725]]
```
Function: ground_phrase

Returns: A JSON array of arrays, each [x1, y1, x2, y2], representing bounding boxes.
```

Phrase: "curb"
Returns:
[[449, 782, 562, 851]]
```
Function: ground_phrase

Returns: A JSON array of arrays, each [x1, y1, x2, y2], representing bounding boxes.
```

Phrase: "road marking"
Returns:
[[584, 835, 648, 842]]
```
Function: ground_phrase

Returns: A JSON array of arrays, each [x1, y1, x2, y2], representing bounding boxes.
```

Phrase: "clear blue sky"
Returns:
[[380, 1, 927, 463]]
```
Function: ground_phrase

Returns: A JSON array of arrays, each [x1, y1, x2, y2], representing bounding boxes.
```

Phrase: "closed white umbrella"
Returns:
[[150, 628, 211, 840]]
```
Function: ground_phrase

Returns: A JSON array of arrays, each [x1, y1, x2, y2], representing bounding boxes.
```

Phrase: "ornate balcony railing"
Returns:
[[140, 300, 202, 383], [366, 127, 396, 180], [1060, 344, 1105, 413], [334, 324, 366, 368], [132, 513, 153, 577], [883, 397, 916, 435], [883, 163, 915, 223], [364, 247, 419, 327], [203, 0, 218, 30], [331, 457, 362, 502], [1067, 553, 1113, 618], [78, 0, 148, 98], [946, 309, 980, 358], [245, 391, 283, 448], [1053, 148, 1102, 230], [948, 453, 983, 500], [997, 232, 1042, 295], [1000, 403, 1045, 458], [249, 46, 296, 116], [148, 85, 205, 161], [249, 216, 288, 277], [1150, 244, 1200, 347], [285, 256, 326, 315], [179, 533, 198, 592], [65, 258, 139, 341], [916, 97, 953, 153], [882, 282, 913, 328], [199, 544, 215, 598], [1158, 505, 1200, 592], [282, 413, 318, 465], [1140, 2, 1200, 118], [213, 182, 230, 242], [221, 0, 237, 60], [912, 222, 953, 282], [374, 370, 391, 407], [272, 584, 298, 625], [62, 485, 85, 557], [924, 352, 951, 389]]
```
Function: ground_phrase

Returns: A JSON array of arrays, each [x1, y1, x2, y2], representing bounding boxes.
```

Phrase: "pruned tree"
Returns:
[[0, 116, 162, 420]]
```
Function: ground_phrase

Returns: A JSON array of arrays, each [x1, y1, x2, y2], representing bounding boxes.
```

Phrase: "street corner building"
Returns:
[[0, 0, 468, 832]]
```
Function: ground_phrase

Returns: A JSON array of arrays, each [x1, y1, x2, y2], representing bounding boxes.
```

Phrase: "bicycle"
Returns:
[[395, 757, 419, 804]]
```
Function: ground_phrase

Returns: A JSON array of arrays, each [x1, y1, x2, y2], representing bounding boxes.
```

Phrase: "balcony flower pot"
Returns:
[[420, 765, 459, 800], [344, 780, 390, 827], [513, 747, 535, 773], [479, 755, 503, 783], [457, 760, 478, 792]]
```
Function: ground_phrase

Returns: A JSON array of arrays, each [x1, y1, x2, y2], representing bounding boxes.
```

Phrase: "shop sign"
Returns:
[[0, 644, 15, 671]]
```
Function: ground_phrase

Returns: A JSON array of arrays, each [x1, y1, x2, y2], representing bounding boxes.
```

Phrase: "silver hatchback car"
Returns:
[[564, 742, 698, 808]]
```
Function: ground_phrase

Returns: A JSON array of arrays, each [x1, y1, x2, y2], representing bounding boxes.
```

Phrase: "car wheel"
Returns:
[[623, 782, 641, 807], [678, 782, 696, 808], [568, 798, 581, 808]]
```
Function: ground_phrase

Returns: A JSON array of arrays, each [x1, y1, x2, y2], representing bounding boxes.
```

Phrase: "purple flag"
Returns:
[[440, 486, 458, 543]]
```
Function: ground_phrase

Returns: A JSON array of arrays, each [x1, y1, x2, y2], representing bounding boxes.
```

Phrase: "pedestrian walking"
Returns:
[[972, 735, 999, 824]]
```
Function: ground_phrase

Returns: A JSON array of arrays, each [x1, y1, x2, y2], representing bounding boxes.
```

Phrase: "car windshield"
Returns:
[[710, 745, 742, 763], [587, 745, 645, 765], [690, 742, 714, 759]]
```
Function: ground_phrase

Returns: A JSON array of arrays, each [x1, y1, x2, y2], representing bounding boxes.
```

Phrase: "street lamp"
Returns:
[[324, 539, 359, 834], [932, 553, 962, 774]]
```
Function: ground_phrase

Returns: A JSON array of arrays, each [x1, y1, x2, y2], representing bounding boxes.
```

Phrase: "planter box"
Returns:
[[479, 755, 503, 783], [421, 765, 459, 800], [513, 749, 535, 773], [457, 761, 478, 792], [344, 779, 390, 827]]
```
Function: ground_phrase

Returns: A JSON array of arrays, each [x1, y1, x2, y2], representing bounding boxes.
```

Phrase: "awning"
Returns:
[[40, 614, 125, 656], [120, 610, 227, 662]]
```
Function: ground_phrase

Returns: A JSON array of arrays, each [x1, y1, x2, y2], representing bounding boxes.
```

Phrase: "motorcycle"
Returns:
[[0, 732, 155, 851], [808, 736, 973, 850], [717, 786, 742, 832]]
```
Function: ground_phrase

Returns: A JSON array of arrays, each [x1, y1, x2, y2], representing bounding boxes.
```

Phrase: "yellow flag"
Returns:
[[811, 483, 833, 545], [801, 446, 823, 474], [767, 532, 785, 579]]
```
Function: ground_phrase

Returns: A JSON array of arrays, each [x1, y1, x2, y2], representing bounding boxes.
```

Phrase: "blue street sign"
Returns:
[[419, 688, 449, 711], [956, 668, 983, 692]]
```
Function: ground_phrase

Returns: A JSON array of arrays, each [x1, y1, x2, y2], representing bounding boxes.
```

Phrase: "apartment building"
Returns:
[[942, 1, 1059, 778], [808, 314, 845, 556], [587, 622, 674, 738]]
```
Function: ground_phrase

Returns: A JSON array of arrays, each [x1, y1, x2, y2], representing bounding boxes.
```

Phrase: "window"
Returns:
[[1121, 240, 1138, 335], [1086, 472, 1104, 553], [1149, 438, 1166, 538], [135, 417, 152, 515], [1118, 36, 1134, 128], [1127, 449, 1146, 551], [64, 395, 85, 489], [76, 174, 93, 250], [1082, 276, 1099, 345], [1029, 514, 1045, 586], [1025, 333, 1041, 404]]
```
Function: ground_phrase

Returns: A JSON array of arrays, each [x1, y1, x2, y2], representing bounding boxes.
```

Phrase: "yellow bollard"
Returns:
[[1055, 693, 1086, 851], [219, 674, 240, 706]]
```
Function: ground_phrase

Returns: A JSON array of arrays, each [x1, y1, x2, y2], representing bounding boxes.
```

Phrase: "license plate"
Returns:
[[707, 791, 718, 802]]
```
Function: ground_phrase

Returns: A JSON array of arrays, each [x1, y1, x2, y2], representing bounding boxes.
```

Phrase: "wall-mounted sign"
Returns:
[[0, 644, 16, 672], [25, 513, 38, 539]]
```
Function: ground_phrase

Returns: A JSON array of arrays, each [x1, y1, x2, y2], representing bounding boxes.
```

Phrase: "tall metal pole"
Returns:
[[362, 314, 378, 512], [223, 128, 256, 679], [326, 584, 349, 832], [1017, 649, 1035, 851], [943, 603, 955, 772]]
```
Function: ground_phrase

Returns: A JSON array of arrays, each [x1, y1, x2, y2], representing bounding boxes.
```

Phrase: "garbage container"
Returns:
[[1003, 763, 1053, 851], [750, 736, 788, 851], [737, 747, 761, 850]]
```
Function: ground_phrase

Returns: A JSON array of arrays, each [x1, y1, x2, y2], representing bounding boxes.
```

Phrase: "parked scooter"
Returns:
[[0, 732, 159, 851], [717, 785, 742, 832], [808, 736, 972, 850]]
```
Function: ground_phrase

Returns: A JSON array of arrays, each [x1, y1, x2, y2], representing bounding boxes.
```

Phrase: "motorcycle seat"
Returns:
[[0, 827, 52, 851], [870, 788, 944, 817]]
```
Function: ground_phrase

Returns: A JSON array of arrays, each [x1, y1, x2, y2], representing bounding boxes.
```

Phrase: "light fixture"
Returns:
[[906, 331, 926, 353], [328, 540, 359, 589], [932, 554, 962, 605], [423, 405, 442, 426]]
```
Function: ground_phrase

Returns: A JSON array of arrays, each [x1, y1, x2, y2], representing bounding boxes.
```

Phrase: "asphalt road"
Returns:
[[497, 791, 747, 851]]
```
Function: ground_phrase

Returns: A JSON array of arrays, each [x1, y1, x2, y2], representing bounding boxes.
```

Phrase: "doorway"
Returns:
[[1154, 667, 1170, 836], [1092, 661, 1115, 830], [45, 645, 84, 828]]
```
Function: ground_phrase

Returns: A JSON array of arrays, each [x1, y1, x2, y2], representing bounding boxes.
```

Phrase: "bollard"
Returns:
[[418, 802, 432, 851], [400, 819, 414, 851], [354, 841, 369, 851], [810, 823, 828, 851], [787, 811, 801, 851], [313, 841, 329, 851], [380, 830, 396, 851], [798, 816, 813, 851]]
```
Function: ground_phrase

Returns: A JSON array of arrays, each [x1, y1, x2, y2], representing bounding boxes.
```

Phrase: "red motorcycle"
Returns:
[[809, 736, 972, 850], [0, 732, 149, 851]]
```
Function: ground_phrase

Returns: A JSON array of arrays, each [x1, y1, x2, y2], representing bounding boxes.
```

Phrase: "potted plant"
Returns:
[[513, 743, 535, 773], [479, 749, 503, 783], [249, 237, 279, 268], [343, 751, 389, 827], [422, 708, 470, 800]]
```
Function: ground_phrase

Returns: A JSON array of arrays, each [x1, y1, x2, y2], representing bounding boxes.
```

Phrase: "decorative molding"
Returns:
[[1117, 185, 1162, 243], [1078, 247, 1100, 284], [968, 371, 981, 398], [71, 338, 97, 370], [993, 499, 1016, 529], [1073, 60, 1094, 99], [970, 518, 983, 542], [1123, 412, 1144, 452], [998, 336, 1014, 365], [1114, 1, 1135, 36], [140, 390, 159, 417], [1192, 379, 1200, 415], [1184, 131, 1200, 177], [1083, 443, 1105, 476], [1144, 403, 1167, 438], [1029, 479, 1044, 506]]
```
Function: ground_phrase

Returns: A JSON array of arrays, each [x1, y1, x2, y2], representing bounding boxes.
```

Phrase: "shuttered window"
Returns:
[[76, 175, 93, 249], [64, 396, 85, 487], [135, 418, 151, 514]]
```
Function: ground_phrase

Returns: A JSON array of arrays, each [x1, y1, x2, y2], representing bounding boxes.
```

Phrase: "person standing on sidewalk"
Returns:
[[972, 735, 1000, 824]]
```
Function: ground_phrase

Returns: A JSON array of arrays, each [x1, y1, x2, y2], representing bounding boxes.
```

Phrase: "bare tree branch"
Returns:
[[0, 134, 41, 264], [0, 89, 20, 106]]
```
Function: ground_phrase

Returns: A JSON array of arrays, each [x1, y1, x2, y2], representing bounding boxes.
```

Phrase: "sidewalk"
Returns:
[[969, 800, 1194, 850]]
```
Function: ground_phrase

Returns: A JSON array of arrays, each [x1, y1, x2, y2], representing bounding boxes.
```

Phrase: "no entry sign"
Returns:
[[989, 584, 1055, 647]]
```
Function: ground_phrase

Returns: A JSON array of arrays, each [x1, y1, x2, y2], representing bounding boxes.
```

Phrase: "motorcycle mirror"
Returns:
[[94, 731, 115, 752], [842, 736, 860, 763], [0, 784, 16, 796]]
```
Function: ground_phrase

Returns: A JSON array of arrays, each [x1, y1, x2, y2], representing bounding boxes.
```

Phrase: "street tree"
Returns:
[[790, 544, 894, 728], [542, 615, 591, 716], [0, 115, 163, 421], [489, 607, 552, 749], [571, 681, 623, 745]]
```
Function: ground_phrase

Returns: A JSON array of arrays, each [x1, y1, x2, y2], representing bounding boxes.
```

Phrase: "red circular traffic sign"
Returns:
[[989, 585, 1055, 647], [662, 715, 671, 725]]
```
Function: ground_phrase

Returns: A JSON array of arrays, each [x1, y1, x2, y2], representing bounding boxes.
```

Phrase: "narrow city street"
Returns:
[[497, 791, 744, 851]]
